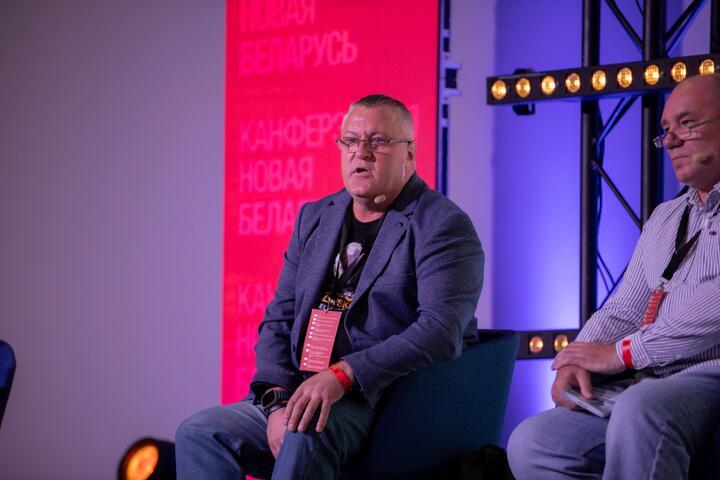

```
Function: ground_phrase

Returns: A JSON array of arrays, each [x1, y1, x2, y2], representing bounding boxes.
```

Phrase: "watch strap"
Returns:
[[265, 402, 287, 417], [261, 388, 290, 416]]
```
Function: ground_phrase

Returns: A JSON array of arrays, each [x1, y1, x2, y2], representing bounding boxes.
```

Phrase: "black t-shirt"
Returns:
[[317, 206, 384, 362]]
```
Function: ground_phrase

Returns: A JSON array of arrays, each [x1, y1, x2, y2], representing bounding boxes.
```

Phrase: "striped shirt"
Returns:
[[577, 181, 720, 376]]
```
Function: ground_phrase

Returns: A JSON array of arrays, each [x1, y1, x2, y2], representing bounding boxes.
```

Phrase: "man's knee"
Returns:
[[508, 415, 536, 454], [176, 407, 221, 448], [608, 381, 668, 432], [508, 413, 547, 470], [509, 407, 608, 479], [279, 414, 344, 459], [607, 378, 705, 448], [176, 403, 263, 451], [277, 398, 373, 468]]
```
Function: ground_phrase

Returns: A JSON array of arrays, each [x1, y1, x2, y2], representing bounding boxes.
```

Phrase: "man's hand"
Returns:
[[551, 365, 593, 410], [551, 341, 625, 375], [267, 407, 286, 459], [284, 361, 353, 433]]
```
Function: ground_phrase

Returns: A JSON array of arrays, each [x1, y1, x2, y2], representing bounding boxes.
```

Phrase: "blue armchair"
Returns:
[[342, 330, 519, 480], [0, 339, 16, 430]]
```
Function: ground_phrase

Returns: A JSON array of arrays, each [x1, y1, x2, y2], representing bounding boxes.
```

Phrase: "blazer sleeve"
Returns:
[[249, 203, 307, 395]]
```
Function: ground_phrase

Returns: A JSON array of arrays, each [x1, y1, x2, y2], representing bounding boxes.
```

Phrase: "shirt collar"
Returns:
[[686, 181, 720, 210]]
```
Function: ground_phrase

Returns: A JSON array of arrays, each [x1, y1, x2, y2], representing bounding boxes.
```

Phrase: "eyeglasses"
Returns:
[[653, 113, 720, 149], [335, 136, 414, 153]]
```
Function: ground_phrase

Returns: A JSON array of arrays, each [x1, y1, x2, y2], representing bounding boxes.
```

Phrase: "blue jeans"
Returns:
[[175, 393, 375, 480], [507, 366, 720, 480]]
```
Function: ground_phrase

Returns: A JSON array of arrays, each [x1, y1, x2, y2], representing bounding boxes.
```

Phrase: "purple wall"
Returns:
[[449, 1, 496, 329], [0, 1, 224, 478]]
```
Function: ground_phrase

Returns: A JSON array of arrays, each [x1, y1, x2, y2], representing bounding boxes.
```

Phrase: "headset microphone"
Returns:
[[693, 153, 711, 163], [373, 163, 410, 205], [373, 194, 387, 205]]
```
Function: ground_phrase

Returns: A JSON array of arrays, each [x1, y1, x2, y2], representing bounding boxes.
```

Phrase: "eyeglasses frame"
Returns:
[[653, 113, 720, 149], [335, 136, 415, 153]]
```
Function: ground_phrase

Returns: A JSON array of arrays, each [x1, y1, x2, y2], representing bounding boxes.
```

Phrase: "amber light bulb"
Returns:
[[671, 62, 687, 83], [124, 445, 159, 480], [529, 336, 544, 354], [554, 334, 570, 353], [699, 59, 716, 76], [491, 80, 507, 100], [591, 70, 607, 91], [516, 77, 531, 98], [541, 75, 557, 95], [565, 73, 581, 93], [644, 64, 660, 85], [617, 67, 633, 88]]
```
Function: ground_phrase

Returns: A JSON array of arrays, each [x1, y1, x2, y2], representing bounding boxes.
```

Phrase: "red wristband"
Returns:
[[620, 338, 634, 369], [329, 364, 352, 392]]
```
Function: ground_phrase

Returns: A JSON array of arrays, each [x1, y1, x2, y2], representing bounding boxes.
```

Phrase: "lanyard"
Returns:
[[630, 198, 719, 349], [661, 202, 720, 283], [662, 205, 704, 282], [660, 206, 698, 282], [642, 204, 705, 327]]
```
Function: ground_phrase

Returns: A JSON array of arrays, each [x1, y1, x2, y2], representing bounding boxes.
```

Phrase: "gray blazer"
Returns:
[[250, 174, 484, 406]]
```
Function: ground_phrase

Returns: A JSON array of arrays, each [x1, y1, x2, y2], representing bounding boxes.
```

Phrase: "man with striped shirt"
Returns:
[[508, 73, 720, 479]]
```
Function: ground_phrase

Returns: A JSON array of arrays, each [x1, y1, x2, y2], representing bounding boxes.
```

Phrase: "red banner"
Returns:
[[223, 0, 440, 403]]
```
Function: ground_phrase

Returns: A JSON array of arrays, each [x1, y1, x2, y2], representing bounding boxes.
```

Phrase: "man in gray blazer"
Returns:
[[176, 94, 484, 480]]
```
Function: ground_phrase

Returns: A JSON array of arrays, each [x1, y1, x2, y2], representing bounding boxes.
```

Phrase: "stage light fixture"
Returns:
[[644, 64, 660, 85], [699, 58, 716, 76], [491, 80, 507, 100], [126, 445, 157, 480], [541, 75, 556, 95], [487, 53, 720, 106], [516, 77, 531, 98], [565, 73, 581, 93], [517, 330, 578, 359], [529, 335, 544, 354], [591, 70, 607, 91], [617, 67, 633, 88], [553, 334, 570, 353], [118, 438, 175, 480], [671, 61, 687, 82]]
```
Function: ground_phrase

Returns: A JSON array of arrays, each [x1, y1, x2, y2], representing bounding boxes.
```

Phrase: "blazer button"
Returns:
[[397, 222, 404, 227]]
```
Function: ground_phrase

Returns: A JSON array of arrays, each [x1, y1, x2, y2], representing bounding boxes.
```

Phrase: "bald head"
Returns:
[[670, 73, 720, 108], [661, 73, 720, 195]]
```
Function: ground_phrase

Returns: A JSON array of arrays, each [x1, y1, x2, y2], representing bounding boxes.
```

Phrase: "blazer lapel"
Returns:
[[350, 175, 424, 306], [350, 211, 408, 304], [297, 193, 350, 322]]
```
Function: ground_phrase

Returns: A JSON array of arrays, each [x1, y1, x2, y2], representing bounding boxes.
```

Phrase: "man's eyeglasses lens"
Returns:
[[336, 137, 412, 152], [653, 129, 692, 149], [338, 137, 390, 152], [653, 114, 720, 149]]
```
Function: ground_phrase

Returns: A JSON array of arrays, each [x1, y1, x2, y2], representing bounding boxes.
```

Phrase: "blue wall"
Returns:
[[492, 0, 685, 443]]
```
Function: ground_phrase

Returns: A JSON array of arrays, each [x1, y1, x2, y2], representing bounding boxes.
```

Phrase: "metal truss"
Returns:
[[492, 0, 720, 359]]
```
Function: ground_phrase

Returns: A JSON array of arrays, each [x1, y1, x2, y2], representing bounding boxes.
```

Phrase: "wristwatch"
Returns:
[[260, 388, 291, 417]]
